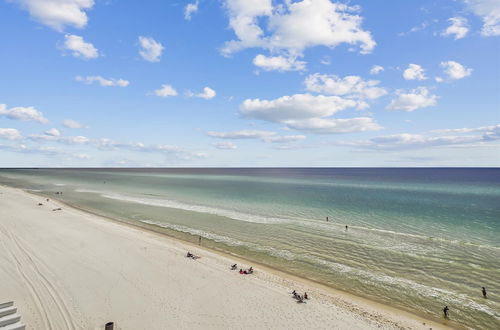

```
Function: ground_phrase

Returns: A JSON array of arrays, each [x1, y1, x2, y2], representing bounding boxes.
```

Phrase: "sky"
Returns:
[[0, 0, 499, 167]]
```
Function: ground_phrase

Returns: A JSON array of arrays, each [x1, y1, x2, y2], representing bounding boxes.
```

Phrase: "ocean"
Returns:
[[1, 168, 499, 329]]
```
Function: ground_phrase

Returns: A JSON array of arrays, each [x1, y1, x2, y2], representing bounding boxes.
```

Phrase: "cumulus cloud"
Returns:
[[207, 129, 305, 143], [45, 128, 61, 136], [369, 65, 384, 75], [63, 119, 84, 128], [440, 61, 473, 80], [221, 0, 375, 57], [11, 0, 94, 31], [463, 0, 500, 36], [184, 1, 199, 20], [138, 36, 164, 62], [253, 54, 306, 72], [240, 94, 359, 123], [239, 93, 381, 134], [195, 87, 217, 99], [285, 117, 381, 134], [213, 141, 237, 149], [304, 74, 387, 100], [152, 84, 178, 98], [339, 124, 500, 150], [442, 17, 469, 39], [0, 104, 49, 123], [386, 87, 437, 112], [403, 64, 426, 80], [0, 128, 23, 140], [62, 34, 99, 59], [75, 75, 129, 87]]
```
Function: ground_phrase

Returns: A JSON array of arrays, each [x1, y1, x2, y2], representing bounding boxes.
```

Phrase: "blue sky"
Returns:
[[0, 0, 499, 167]]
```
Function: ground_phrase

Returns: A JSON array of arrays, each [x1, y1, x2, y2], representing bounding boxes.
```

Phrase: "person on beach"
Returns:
[[198, 236, 202, 245], [292, 290, 296, 296], [482, 287, 487, 298], [304, 292, 308, 299], [443, 306, 449, 319], [231, 264, 237, 270], [326, 216, 329, 222], [345, 225, 348, 231], [239, 269, 243, 274]]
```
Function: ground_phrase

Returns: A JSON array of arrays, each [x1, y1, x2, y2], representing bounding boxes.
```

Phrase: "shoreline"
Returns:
[[1, 184, 459, 329]]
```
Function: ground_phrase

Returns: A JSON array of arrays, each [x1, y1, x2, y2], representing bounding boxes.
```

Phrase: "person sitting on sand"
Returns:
[[292, 290, 296, 295], [243, 270, 248, 274], [239, 269, 244, 274], [231, 264, 237, 270], [187, 252, 193, 258], [304, 292, 308, 299]]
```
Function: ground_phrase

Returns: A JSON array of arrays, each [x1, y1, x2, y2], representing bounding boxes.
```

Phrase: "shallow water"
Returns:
[[1, 168, 499, 329]]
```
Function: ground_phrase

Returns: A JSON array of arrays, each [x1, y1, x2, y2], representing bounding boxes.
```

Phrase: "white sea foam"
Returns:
[[140, 220, 295, 260], [75, 189, 292, 225]]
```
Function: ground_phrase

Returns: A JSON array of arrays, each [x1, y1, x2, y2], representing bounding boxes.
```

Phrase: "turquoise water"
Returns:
[[1, 168, 499, 329]]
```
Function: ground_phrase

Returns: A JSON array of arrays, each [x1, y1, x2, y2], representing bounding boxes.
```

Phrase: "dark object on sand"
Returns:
[[52, 208, 62, 211], [482, 287, 487, 298], [443, 306, 449, 318], [38, 203, 43, 206], [231, 264, 237, 270], [105, 321, 114, 330], [345, 225, 348, 231]]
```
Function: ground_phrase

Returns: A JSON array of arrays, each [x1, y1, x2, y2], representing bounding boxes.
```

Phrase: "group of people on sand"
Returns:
[[230, 264, 253, 274], [186, 252, 200, 259], [291, 290, 308, 304], [442, 286, 489, 319]]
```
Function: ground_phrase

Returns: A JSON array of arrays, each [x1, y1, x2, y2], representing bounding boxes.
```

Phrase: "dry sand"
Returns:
[[0, 185, 453, 330]]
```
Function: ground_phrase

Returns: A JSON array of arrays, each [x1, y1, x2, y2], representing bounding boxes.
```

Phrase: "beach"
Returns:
[[0, 184, 453, 329]]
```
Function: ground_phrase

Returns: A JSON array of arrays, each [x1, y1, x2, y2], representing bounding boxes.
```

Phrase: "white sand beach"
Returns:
[[0, 185, 452, 330]]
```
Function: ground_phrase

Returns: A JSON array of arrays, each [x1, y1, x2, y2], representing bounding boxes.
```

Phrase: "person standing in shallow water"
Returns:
[[198, 236, 202, 245], [443, 306, 449, 319], [482, 287, 487, 298]]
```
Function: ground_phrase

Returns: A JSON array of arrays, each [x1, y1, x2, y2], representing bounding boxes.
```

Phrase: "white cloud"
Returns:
[[386, 87, 437, 112], [213, 142, 237, 149], [62, 34, 99, 59], [29, 133, 90, 144], [304, 74, 387, 100], [369, 65, 384, 75], [240, 94, 359, 123], [0, 104, 49, 123], [63, 119, 84, 128], [196, 87, 217, 99], [207, 129, 305, 143], [442, 17, 469, 39], [11, 0, 94, 31], [75, 75, 129, 87], [221, 0, 375, 56], [403, 64, 426, 80], [0, 128, 23, 140], [253, 54, 306, 72], [440, 61, 473, 80], [239, 93, 381, 134], [138, 36, 164, 62], [399, 21, 430, 36], [285, 117, 381, 134], [463, 0, 500, 36], [45, 128, 61, 136], [153, 84, 178, 98], [184, 1, 199, 20], [340, 124, 500, 150]]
